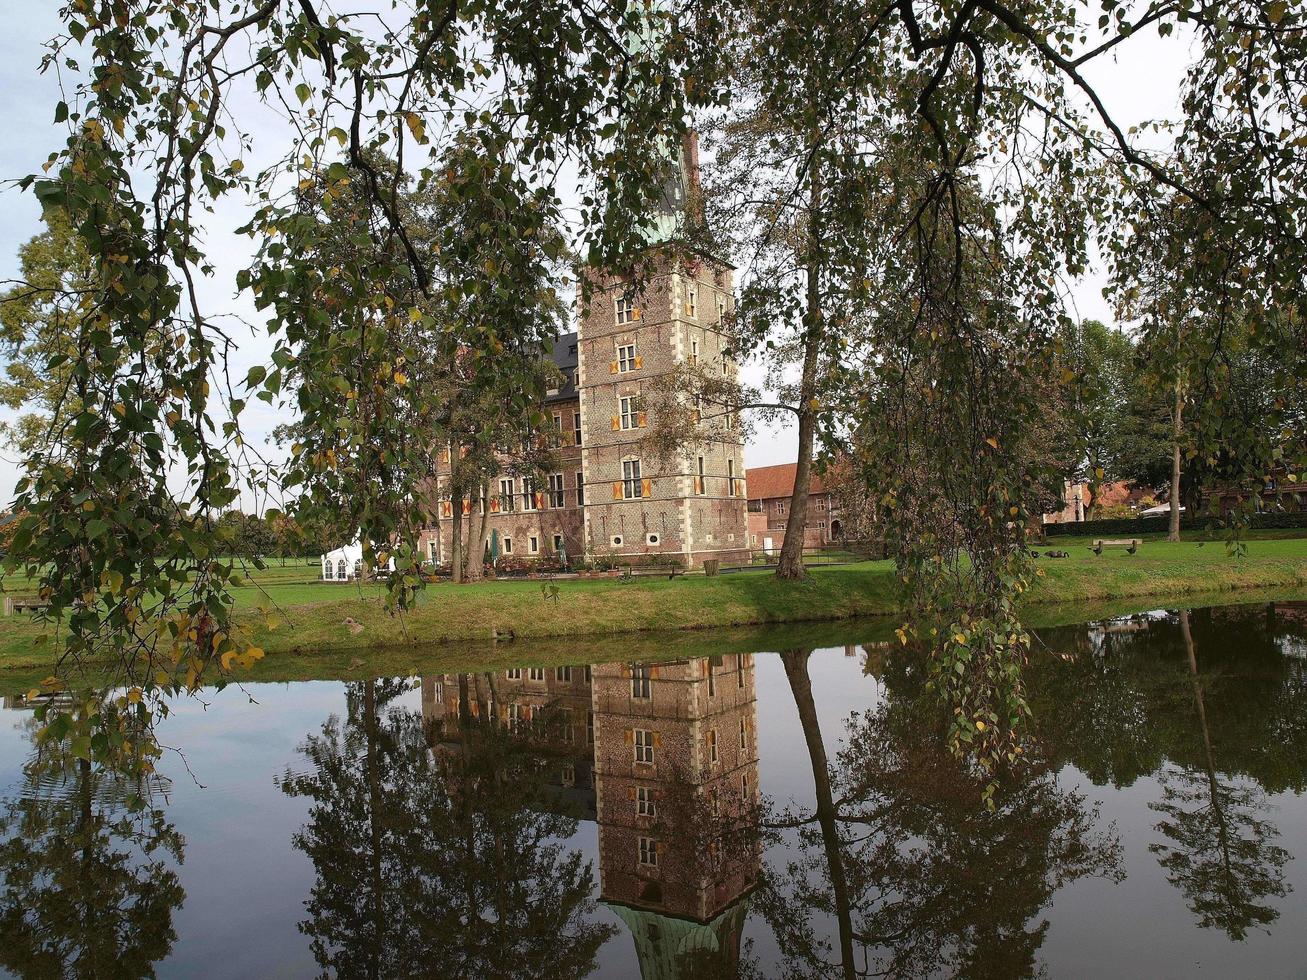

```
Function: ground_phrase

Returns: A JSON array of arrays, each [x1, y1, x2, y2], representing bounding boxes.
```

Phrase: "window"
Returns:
[[499, 477, 515, 512], [508, 702, 524, 732], [521, 477, 537, 511], [611, 534, 624, 547], [817, 521, 826, 530], [529, 667, 545, 681], [617, 343, 637, 373], [742, 772, 750, 797], [561, 764, 576, 786], [553, 533, 564, 553], [637, 786, 656, 817], [552, 412, 563, 439], [717, 297, 726, 325], [631, 665, 652, 699], [639, 836, 658, 867], [740, 717, 747, 749], [646, 532, 660, 546], [616, 294, 637, 325], [587, 709, 595, 744], [708, 729, 719, 765], [620, 395, 637, 430], [737, 654, 746, 688], [776, 501, 787, 515], [324, 560, 334, 580], [727, 459, 738, 497], [556, 666, 572, 683], [623, 458, 643, 499], [697, 456, 706, 494], [574, 411, 582, 447], [528, 535, 539, 554], [576, 473, 585, 506], [818, 496, 828, 511], [708, 666, 715, 698], [549, 472, 566, 508], [684, 283, 697, 318], [503, 536, 513, 554], [506, 668, 522, 680], [690, 338, 699, 365], [634, 728, 654, 764]]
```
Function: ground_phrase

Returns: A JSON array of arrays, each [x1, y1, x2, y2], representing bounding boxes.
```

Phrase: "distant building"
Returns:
[[418, 133, 749, 570], [743, 463, 841, 552], [1042, 480, 1152, 524]]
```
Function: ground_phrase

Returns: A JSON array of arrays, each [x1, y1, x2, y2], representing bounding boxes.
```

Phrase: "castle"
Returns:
[[418, 133, 750, 569]]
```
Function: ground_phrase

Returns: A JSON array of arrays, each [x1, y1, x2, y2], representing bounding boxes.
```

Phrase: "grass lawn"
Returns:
[[0, 535, 1304, 677]]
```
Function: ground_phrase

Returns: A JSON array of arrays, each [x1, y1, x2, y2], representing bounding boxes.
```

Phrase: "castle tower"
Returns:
[[591, 655, 760, 978], [576, 133, 750, 568]]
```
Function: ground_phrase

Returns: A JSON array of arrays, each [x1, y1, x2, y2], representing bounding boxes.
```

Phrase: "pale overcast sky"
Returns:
[[0, 7, 1191, 508]]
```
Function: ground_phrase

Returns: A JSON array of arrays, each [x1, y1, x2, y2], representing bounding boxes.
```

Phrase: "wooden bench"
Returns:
[[3, 596, 48, 616], [1092, 538, 1140, 556]]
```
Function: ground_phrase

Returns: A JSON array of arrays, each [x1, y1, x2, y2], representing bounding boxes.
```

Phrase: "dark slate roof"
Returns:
[[545, 331, 579, 404]]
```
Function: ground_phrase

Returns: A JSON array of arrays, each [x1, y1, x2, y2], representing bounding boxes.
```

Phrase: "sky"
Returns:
[[0, 6, 1193, 510]]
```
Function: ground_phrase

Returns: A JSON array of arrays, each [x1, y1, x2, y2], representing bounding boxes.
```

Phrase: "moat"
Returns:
[[1, 601, 1305, 978]]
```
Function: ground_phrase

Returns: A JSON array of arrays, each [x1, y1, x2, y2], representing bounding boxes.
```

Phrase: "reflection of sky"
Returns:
[[2, 632, 1306, 978]]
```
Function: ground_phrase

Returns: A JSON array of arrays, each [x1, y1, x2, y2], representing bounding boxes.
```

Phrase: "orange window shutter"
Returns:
[[637, 411, 647, 427], [641, 478, 651, 497], [535, 491, 544, 508], [441, 501, 452, 517], [633, 307, 642, 320], [610, 360, 619, 374], [628, 786, 637, 801], [692, 410, 700, 423], [652, 731, 662, 747], [634, 356, 643, 369], [624, 729, 633, 744], [491, 499, 500, 513], [462, 499, 472, 514], [612, 482, 623, 499], [611, 415, 620, 430]]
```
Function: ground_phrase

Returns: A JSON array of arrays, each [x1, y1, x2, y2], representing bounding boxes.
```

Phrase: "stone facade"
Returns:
[[576, 254, 749, 568], [418, 256, 749, 569]]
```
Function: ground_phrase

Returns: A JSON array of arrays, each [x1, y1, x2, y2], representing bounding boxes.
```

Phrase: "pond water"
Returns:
[[1, 602, 1306, 978]]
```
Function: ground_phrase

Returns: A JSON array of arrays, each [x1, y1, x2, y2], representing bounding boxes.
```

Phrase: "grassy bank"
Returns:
[[0, 536, 1304, 677]]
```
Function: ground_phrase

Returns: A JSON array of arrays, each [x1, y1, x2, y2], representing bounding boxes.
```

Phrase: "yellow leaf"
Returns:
[[155, 671, 171, 687], [404, 111, 425, 142], [126, 687, 142, 704], [26, 688, 40, 702], [245, 646, 266, 662], [220, 650, 236, 671], [975, 720, 987, 732], [394, 371, 408, 385], [985, 437, 998, 449]]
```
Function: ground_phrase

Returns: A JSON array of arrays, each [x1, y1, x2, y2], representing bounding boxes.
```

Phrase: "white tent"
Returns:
[[321, 542, 398, 582], [322, 542, 364, 581]]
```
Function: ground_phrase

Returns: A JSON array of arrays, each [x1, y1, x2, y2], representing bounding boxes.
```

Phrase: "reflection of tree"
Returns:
[[1148, 611, 1290, 940], [280, 676, 614, 978], [0, 701, 185, 978], [756, 649, 1121, 979]]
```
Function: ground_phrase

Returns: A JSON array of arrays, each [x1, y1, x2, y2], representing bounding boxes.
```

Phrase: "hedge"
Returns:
[[1043, 510, 1307, 537]]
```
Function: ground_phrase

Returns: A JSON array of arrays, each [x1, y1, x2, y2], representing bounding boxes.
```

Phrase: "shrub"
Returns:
[[1043, 510, 1307, 537]]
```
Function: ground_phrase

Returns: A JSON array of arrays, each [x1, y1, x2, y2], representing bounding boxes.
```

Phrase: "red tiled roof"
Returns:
[[745, 462, 826, 501]]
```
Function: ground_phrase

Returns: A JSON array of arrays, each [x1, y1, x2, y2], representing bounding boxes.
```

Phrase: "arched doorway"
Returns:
[[830, 519, 842, 540]]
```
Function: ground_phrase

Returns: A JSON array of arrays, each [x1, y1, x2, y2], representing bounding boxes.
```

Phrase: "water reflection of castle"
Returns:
[[422, 655, 760, 979]]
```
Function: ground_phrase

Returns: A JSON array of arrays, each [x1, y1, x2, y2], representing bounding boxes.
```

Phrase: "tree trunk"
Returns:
[[450, 484, 464, 584], [777, 156, 823, 582], [780, 649, 855, 980], [1169, 376, 1183, 542], [463, 481, 490, 583]]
